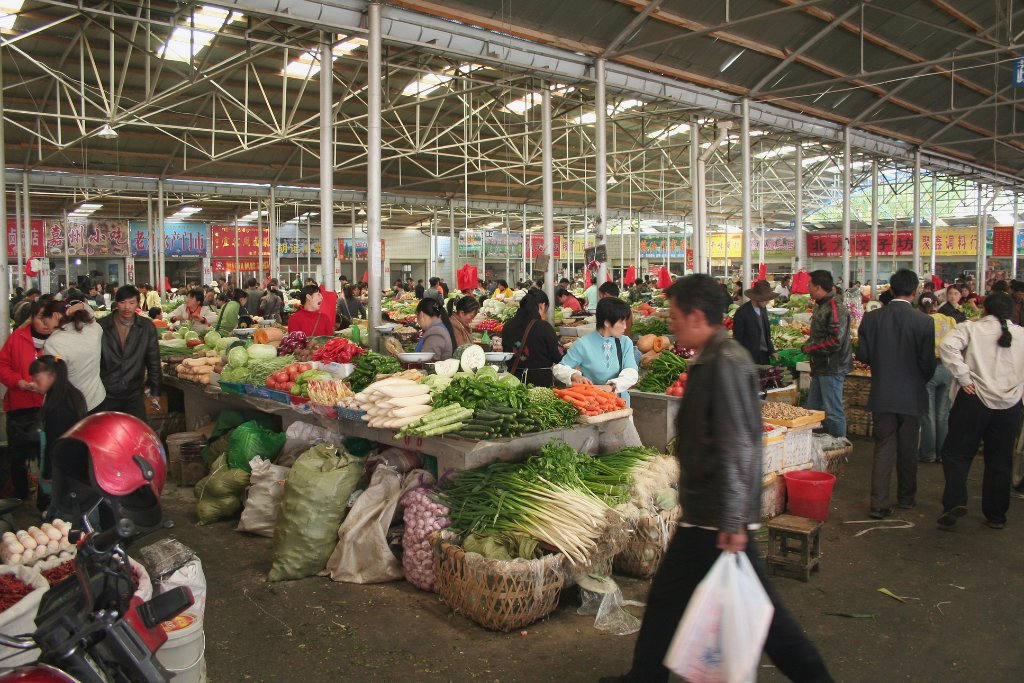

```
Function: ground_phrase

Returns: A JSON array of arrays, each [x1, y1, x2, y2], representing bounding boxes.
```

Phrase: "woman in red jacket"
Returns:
[[0, 298, 62, 499], [287, 284, 338, 337]]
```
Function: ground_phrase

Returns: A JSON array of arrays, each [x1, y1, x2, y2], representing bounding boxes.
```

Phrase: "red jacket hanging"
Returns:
[[791, 271, 810, 295], [657, 266, 672, 289], [623, 265, 637, 285]]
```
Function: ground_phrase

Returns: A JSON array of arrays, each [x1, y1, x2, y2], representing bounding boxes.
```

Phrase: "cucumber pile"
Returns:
[[456, 403, 542, 440]]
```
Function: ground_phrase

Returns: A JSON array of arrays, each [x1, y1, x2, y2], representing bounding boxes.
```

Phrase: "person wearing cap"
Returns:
[[731, 280, 778, 365], [917, 293, 957, 464]]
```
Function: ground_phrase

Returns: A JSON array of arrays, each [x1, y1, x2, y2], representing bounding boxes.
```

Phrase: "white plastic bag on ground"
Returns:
[[664, 552, 774, 683], [324, 467, 404, 583], [237, 457, 290, 537], [156, 558, 207, 616], [0, 564, 49, 666]]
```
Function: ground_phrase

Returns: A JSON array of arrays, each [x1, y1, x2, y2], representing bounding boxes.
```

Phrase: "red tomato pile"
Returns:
[[665, 372, 688, 397], [266, 362, 314, 392], [312, 338, 365, 364], [473, 319, 504, 333]]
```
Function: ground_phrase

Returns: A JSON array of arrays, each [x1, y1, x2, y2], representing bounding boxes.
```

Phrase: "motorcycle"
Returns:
[[0, 412, 195, 683]]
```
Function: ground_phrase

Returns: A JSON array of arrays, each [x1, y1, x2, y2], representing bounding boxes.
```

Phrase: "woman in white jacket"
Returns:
[[937, 292, 1024, 530], [41, 299, 106, 413]]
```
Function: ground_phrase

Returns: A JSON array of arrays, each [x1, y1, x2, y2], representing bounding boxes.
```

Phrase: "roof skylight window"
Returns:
[[572, 99, 644, 124], [503, 85, 576, 115], [160, 6, 243, 62], [0, 0, 25, 32], [283, 36, 368, 78], [401, 64, 481, 98]]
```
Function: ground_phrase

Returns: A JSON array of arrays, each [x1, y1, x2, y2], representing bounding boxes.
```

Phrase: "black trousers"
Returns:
[[870, 412, 921, 510], [96, 393, 148, 423], [941, 392, 1024, 524], [623, 526, 833, 683], [2, 408, 40, 500]]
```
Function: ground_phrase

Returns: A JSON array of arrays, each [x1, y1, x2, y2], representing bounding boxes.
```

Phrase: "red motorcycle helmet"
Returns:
[[50, 412, 167, 529]]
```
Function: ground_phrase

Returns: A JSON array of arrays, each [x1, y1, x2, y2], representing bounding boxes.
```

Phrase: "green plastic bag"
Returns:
[[194, 455, 252, 525], [227, 421, 286, 472], [268, 445, 364, 582], [201, 409, 280, 467]]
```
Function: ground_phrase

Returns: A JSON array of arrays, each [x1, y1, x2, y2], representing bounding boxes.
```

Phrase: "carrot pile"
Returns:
[[554, 385, 627, 416]]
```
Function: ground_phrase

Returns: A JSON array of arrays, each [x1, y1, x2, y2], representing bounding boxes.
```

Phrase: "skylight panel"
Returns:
[[0, 0, 24, 32], [401, 64, 481, 98], [755, 145, 796, 160], [572, 98, 644, 124], [647, 124, 690, 140], [503, 84, 575, 115], [282, 37, 368, 79], [160, 6, 243, 62]]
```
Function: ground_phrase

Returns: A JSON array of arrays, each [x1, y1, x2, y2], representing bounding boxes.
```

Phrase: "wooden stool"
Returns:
[[765, 514, 822, 582]]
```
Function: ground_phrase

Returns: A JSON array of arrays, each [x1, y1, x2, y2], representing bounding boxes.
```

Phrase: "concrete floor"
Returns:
[[151, 438, 1023, 683]]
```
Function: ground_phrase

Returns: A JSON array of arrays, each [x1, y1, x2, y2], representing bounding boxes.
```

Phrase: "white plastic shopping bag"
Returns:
[[663, 551, 775, 683]]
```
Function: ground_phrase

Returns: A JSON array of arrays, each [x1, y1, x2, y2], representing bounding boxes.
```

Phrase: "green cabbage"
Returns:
[[227, 346, 249, 368], [204, 330, 222, 347], [246, 344, 278, 360]]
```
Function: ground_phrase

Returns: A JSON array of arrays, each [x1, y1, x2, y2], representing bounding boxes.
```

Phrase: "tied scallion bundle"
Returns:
[[437, 441, 654, 565]]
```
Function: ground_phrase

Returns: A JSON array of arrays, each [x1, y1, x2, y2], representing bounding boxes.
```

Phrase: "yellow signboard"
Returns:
[[708, 233, 743, 259], [919, 227, 980, 257], [569, 235, 596, 260]]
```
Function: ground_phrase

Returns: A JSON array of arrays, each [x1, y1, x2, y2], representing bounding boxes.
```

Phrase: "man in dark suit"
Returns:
[[731, 280, 777, 365], [856, 269, 937, 519]]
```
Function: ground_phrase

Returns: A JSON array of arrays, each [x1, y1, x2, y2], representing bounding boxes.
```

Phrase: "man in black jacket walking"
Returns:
[[97, 285, 162, 422], [856, 269, 936, 518], [600, 274, 833, 683], [732, 280, 778, 365]]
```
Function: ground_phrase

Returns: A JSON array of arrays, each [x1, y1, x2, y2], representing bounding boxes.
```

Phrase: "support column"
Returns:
[[689, 120, 702, 273], [912, 148, 921, 274], [870, 160, 879, 300], [0, 54, 9, 343], [257, 201, 265, 283], [595, 58, 608, 284], [14, 183, 22, 289], [147, 195, 155, 287], [541, 87, 555, 323], [522, 205, 528, 282], [269, 185, 277, 280], [930, 172, 938, 278], [795, 145, 804, 271], [157, 180, 165, 294], [320, 34, 336, 291], [233, 218, 240, 279], [352, 206, 359, 283], [62, 210, 69, 291], [367, 2, 383, 344], [448, 202, 455, 281], [22, 171, 31, 290], [741, 98, 752, 289], [1013, 193, 1019, 280], [842, 127, 851, 288], [976, 184, 984, 289]]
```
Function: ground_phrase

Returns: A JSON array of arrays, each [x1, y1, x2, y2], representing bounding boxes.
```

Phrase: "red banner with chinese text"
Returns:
[[6, 220, 45, 258]]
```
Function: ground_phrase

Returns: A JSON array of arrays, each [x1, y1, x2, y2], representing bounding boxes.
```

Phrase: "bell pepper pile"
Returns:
[[313, 337, 365, 364]]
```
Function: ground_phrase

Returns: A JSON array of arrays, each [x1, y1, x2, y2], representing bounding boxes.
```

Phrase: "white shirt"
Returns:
[[43, 321, 106, 411], [774, 284, 790, 297], [939, 316, 1024, 410]]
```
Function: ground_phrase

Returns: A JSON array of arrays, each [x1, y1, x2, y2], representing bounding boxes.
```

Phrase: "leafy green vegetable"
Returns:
[[636, 351, 688, 393], [431, 374, 530, 410], [631, 317, 669, 337], [348, 352, 402, 392], [527, 387, 579, 429]]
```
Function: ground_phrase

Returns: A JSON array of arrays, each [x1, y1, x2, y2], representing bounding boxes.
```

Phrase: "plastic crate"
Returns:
[[337, 407, 367, 422], [243, 385, 291, 404], [218, 381, 246, 395]]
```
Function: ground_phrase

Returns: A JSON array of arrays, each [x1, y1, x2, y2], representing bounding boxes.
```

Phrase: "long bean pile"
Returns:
[[437, 442, 654, 565]]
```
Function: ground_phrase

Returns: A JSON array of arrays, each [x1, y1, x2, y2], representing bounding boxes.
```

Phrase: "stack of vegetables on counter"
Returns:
[[453, 404, 541, 439], [635, 350, 689, 393], [355, 377, 437, 430], [313, 337, 365, 364], [219, 346, 296, 386], [526, 387, 580, 429], [396, 403, 476, 438], [553, 385, 627, 417], [347, 352, 403, 393], [430, 365, 528, 411], [631, 318, 670, 337], [305, 379, 355, 406], [437, 441, 652, 564], [265, 363, 333, 397], [174, 355, 223, 384]]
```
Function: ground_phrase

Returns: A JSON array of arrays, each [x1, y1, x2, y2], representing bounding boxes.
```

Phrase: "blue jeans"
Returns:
[[807, 374, 846, 437], [919, 362, 951, 460]]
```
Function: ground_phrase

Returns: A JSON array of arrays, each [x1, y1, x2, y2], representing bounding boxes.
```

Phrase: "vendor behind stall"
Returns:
[[415, 298, 455, 361], [447, 295, 480, 347], [502, 289, 561, 387], [287, 284, 338, 337], [168, 288, 216, 332], [553, 298, 639, 403]]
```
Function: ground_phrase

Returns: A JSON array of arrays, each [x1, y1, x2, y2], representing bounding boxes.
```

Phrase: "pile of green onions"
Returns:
[[437, 442, 655, 565]]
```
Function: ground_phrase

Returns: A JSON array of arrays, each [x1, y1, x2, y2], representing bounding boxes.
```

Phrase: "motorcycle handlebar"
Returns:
[[87, 518, 136, 554]]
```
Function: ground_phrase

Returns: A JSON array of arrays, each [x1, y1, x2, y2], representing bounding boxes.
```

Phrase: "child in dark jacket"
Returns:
[[29, 355, 87, 515]]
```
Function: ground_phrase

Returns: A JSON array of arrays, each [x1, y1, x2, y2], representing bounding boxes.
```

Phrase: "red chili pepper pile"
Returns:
[[312, 337, 365, 364], [41, 562, 77, 586], [0, 574, 34, 611]]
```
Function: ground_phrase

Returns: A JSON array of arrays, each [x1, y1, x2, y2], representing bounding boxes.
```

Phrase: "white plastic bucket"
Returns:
[[156, 610, 206, 683]]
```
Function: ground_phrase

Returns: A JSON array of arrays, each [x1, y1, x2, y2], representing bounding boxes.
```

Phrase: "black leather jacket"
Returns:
[[673, 330, 762, 533], [98, 314, 162, 399], [801, 293, 853, 376]]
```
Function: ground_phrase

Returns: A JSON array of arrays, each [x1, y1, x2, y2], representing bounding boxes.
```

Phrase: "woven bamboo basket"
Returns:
[[846, 407, 873, 437], [823, 444, 854, 476], [613, 506, 682, 579], [843, 376, 871, 408], [432, 530, 566, 632]]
